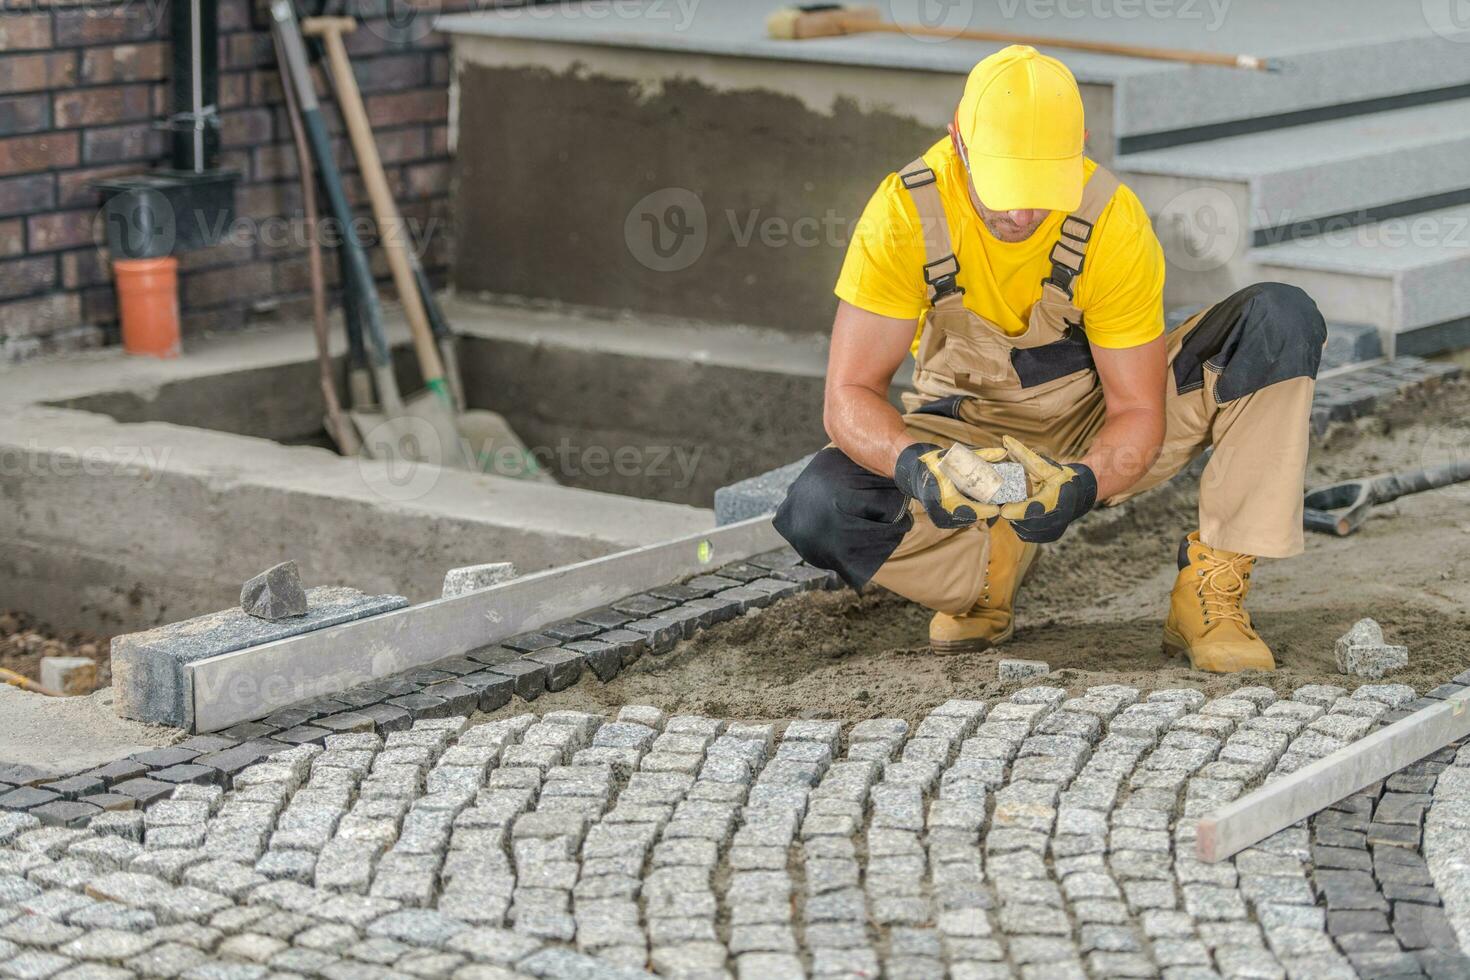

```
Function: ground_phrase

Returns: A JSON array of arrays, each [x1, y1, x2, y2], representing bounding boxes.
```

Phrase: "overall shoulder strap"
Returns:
[[1042, 164, 1121, 302], [898, 157, 963, 304]]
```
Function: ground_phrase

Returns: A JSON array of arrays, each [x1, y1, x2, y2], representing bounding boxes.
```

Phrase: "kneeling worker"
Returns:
[[775, 45, 1325, 674]]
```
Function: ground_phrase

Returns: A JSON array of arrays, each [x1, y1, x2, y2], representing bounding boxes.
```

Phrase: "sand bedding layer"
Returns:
[[483, 376, 1470, 726]]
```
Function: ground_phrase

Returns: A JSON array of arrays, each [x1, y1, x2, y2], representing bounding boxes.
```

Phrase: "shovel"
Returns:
[[1303, 459, 1470, 536], [303, 15, 474, 470]]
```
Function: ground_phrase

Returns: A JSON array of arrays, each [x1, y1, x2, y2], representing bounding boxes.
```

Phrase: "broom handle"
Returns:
[[857, 19, 1275, 71]]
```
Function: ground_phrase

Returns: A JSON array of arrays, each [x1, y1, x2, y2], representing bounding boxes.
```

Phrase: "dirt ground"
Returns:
[[0, 611, 111, 687], [486, 376, 1470, 727]]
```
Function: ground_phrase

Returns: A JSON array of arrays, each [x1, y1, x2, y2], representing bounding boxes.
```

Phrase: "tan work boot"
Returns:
[[930, 520, 1038, 653], [1163, 532, 1275, 673]]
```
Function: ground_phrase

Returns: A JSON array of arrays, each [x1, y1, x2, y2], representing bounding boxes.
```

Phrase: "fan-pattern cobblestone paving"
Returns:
[[1, 681, 1467, 979]]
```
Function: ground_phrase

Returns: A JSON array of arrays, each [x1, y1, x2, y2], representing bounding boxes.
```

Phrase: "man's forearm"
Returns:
[[1080, 407, 1165, 500], [826, 384, 915, 479]]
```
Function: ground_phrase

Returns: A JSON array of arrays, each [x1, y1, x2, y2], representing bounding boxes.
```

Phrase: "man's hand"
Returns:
[[895, 443, 1006, 529], [999, 436, 1098, 543]]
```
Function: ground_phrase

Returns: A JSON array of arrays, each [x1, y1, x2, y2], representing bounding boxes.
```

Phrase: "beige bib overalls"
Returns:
[[776, 157, 1326, 616]]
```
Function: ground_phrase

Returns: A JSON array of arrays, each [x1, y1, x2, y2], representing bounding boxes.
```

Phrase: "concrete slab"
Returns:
[[438, 0, 1470, 142]]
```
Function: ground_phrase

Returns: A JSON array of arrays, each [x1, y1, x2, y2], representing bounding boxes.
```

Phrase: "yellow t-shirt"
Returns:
[[835, 137, 1165, 351]]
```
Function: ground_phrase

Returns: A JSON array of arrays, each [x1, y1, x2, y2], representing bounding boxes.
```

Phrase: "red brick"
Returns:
[[217, 0, 252, 32], [428, 51, 449, 87], [0, 218, 22, 257], [224, 32, 274, 70], [252, 142, 299, 182], [0, 94, 50, 136], [0, 173, 54, 218], [0, 53, 78, 94], [0, 132, 78, 175], [245, 68, 277, 107], [365, 89, 447, 128], [53, 84, 153, 128], [61, 248, 110, 289], [56, 164, 145, 209], [219, 107, 273, 148], [27, 209, 95, 252], [219, 71, 249, 110], [352, 53, 428, 94], [82, 122, 162, 164], [0, 254, 56, 298], [79, 284, 115, 325], [0, 292, 80, 340], [79, 42, 167, 85], [429, 124, 449, 156], [183, 260, 272, 308], [372, 126, 428, 166], [178, 236, 254, 272], [53, 5, 165, 46], [0, 15, 54, 52], [402, 160, 449, 201], [235, 180, 300, 223]]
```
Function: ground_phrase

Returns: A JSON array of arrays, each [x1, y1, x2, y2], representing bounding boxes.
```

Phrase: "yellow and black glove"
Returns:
[[894, 442, 1006, 529], [999, 435, 1098, 543]]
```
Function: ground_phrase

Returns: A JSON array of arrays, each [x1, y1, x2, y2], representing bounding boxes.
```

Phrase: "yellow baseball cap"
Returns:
[[955, 45, 1085, 212]]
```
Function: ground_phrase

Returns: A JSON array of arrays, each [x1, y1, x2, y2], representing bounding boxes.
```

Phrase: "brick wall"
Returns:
[[0, 0, 459, 363]]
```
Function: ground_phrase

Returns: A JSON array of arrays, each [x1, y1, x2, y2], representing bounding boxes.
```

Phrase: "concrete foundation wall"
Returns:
[[449, 38, 1112, 333], [0, 407, 711, 635]]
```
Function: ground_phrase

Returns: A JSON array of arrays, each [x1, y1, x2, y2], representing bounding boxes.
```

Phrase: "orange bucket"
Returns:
[[114, 256, 180, 358]]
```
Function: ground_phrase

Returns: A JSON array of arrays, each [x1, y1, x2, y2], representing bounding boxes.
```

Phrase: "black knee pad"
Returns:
[[774, 447, 910, 590], [1243, 282, 1327, 355]]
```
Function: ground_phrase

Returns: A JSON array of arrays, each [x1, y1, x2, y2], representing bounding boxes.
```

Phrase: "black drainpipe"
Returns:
[[96, 0, 238, 260]]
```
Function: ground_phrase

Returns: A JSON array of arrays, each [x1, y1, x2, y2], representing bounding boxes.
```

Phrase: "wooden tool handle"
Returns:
[[859, 18, 1274, 70], [303, 17, 450, 395], [302, 15, 356, 35]]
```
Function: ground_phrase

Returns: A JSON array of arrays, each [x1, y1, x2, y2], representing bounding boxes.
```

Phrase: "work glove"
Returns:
[[894, 442, 1007, 529], [999, 435, 1098, 544]]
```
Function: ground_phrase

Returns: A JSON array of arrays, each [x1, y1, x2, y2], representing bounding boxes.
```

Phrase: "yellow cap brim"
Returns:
[[968, 152, 1083, 213]]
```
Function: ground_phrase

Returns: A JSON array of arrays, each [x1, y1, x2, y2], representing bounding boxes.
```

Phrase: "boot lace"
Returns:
[[1195, 551, 1254, 630]]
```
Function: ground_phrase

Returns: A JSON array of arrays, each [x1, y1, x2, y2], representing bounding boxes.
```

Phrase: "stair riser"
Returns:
[[1122, 139, 1470, 244], [1252, 263, 1395, 343]]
